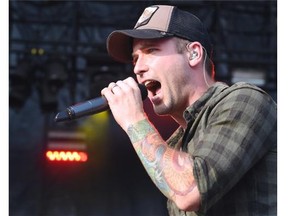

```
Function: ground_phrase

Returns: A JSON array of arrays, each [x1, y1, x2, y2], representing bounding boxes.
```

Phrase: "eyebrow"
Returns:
[[131, 40, 161, 58]]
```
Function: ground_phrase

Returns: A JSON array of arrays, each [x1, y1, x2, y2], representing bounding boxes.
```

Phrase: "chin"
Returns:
[[153, 104, 170, 116]]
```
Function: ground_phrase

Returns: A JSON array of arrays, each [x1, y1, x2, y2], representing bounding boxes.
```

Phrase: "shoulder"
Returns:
[[207, 82, 277, 124], [213, 82, 276, 107]]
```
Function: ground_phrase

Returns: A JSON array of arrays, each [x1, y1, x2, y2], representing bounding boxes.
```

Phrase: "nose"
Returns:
[[133, 55, 149, 76]]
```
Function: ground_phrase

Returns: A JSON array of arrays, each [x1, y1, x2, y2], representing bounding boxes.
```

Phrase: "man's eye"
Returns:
[[132, 57, 138, 66], [147, 48, 157, 53]]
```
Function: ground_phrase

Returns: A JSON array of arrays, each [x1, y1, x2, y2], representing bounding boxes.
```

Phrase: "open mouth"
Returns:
[[144, 80, 161, 96]]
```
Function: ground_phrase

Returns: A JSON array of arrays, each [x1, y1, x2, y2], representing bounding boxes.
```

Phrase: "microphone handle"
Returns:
[[67, 97, 108, 119], [55, 84, 147, 122]]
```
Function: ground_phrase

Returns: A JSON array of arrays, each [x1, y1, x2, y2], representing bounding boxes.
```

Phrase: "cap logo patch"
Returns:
[[134, 6, 158, 29]]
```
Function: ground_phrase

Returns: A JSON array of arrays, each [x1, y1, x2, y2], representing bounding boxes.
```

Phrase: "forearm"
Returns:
[[126, 118, 200, 209]]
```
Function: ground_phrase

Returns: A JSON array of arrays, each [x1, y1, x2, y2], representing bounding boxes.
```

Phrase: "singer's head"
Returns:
[[106, 5, 213, 63], [106, 5, 216, 118]]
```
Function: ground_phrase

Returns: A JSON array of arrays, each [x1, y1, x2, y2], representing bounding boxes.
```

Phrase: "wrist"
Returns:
[[127, 119, 155, 143]]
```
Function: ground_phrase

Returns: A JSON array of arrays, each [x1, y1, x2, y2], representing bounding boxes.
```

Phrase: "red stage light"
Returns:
[[46, 150, 88, 162], [46, 131, 88, 163]]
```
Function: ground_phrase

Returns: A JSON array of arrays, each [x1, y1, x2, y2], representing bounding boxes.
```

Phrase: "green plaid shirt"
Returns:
[[167, 82, 277, 216]]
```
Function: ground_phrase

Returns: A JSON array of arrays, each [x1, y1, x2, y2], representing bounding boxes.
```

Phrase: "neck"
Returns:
[[172, 80, 216, 129], [171, 116, 187, 129]]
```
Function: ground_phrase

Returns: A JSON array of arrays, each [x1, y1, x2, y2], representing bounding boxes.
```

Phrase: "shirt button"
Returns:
[[184, 111, 191, 121]]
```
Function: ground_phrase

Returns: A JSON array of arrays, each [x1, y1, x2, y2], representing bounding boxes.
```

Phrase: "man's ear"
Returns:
[[186, 42, 202, 65]]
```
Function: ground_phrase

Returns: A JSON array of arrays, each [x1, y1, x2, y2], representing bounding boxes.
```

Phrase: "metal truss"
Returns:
[[9, 1, 277, 103]]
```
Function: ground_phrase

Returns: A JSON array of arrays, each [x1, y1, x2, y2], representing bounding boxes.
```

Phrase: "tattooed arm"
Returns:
[[100, 78, 200, 210], [127, 118, 201, 211]]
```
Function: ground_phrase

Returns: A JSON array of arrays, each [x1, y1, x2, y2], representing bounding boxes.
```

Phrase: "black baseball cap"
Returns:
[[106, 5, 213, 63]]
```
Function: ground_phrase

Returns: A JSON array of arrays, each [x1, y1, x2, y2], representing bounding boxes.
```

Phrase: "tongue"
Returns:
[[155, 86, 161, 95]]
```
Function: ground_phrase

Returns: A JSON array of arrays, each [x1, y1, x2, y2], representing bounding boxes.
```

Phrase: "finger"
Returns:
[[107, 82, 116, 93], [124, 77, 138, 86], [115, 80, 126, 90], [101, 87, 112, 98], [123, 77, 142, 95], [117, 78, 139, 93], [108, 82, 117, 89], [115, 80, 135, 96]]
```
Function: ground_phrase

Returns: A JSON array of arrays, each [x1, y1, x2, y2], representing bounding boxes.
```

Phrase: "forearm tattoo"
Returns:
[[127, 119, 196, 199]]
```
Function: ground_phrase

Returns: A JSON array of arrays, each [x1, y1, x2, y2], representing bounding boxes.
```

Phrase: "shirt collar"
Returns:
[[183, 82, 228, 122]]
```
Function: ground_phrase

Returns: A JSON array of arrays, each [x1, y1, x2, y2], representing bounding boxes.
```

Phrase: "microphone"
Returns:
[[54, 84, 148, 122]]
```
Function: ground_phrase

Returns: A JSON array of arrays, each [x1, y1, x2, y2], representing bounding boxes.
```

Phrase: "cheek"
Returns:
[[150, 54, 188, 82], [165, 63, 192, 96], [147, 56, 162, 69]]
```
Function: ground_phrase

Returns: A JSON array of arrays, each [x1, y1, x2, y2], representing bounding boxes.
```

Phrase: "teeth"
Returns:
[[144, 80, 153, 87]]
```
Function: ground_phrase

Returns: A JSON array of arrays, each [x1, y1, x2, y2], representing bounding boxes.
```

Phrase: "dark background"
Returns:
[[9, 1, 277, 216]]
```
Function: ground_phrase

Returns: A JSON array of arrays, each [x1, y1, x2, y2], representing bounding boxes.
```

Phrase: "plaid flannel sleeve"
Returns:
[[190, 84, 277, 214]]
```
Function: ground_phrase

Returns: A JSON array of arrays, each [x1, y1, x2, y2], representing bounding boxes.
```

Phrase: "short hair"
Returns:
[[174, 37, 215, 79]]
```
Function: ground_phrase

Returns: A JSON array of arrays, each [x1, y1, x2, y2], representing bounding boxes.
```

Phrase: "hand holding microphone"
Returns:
[[100, 78, 149, 130], [55, 78, 147, 123]]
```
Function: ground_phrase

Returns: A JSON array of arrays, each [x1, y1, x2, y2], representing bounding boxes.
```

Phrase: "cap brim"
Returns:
[[107, 29, 167, 63]]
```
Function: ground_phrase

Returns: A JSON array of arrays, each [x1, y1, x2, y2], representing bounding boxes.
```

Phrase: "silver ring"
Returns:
[[111, 83, 118, 93], [112, 83, 118, 89]]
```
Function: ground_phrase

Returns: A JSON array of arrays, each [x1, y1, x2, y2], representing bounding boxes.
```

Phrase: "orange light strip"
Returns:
[[46, 151, 88, 162]]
